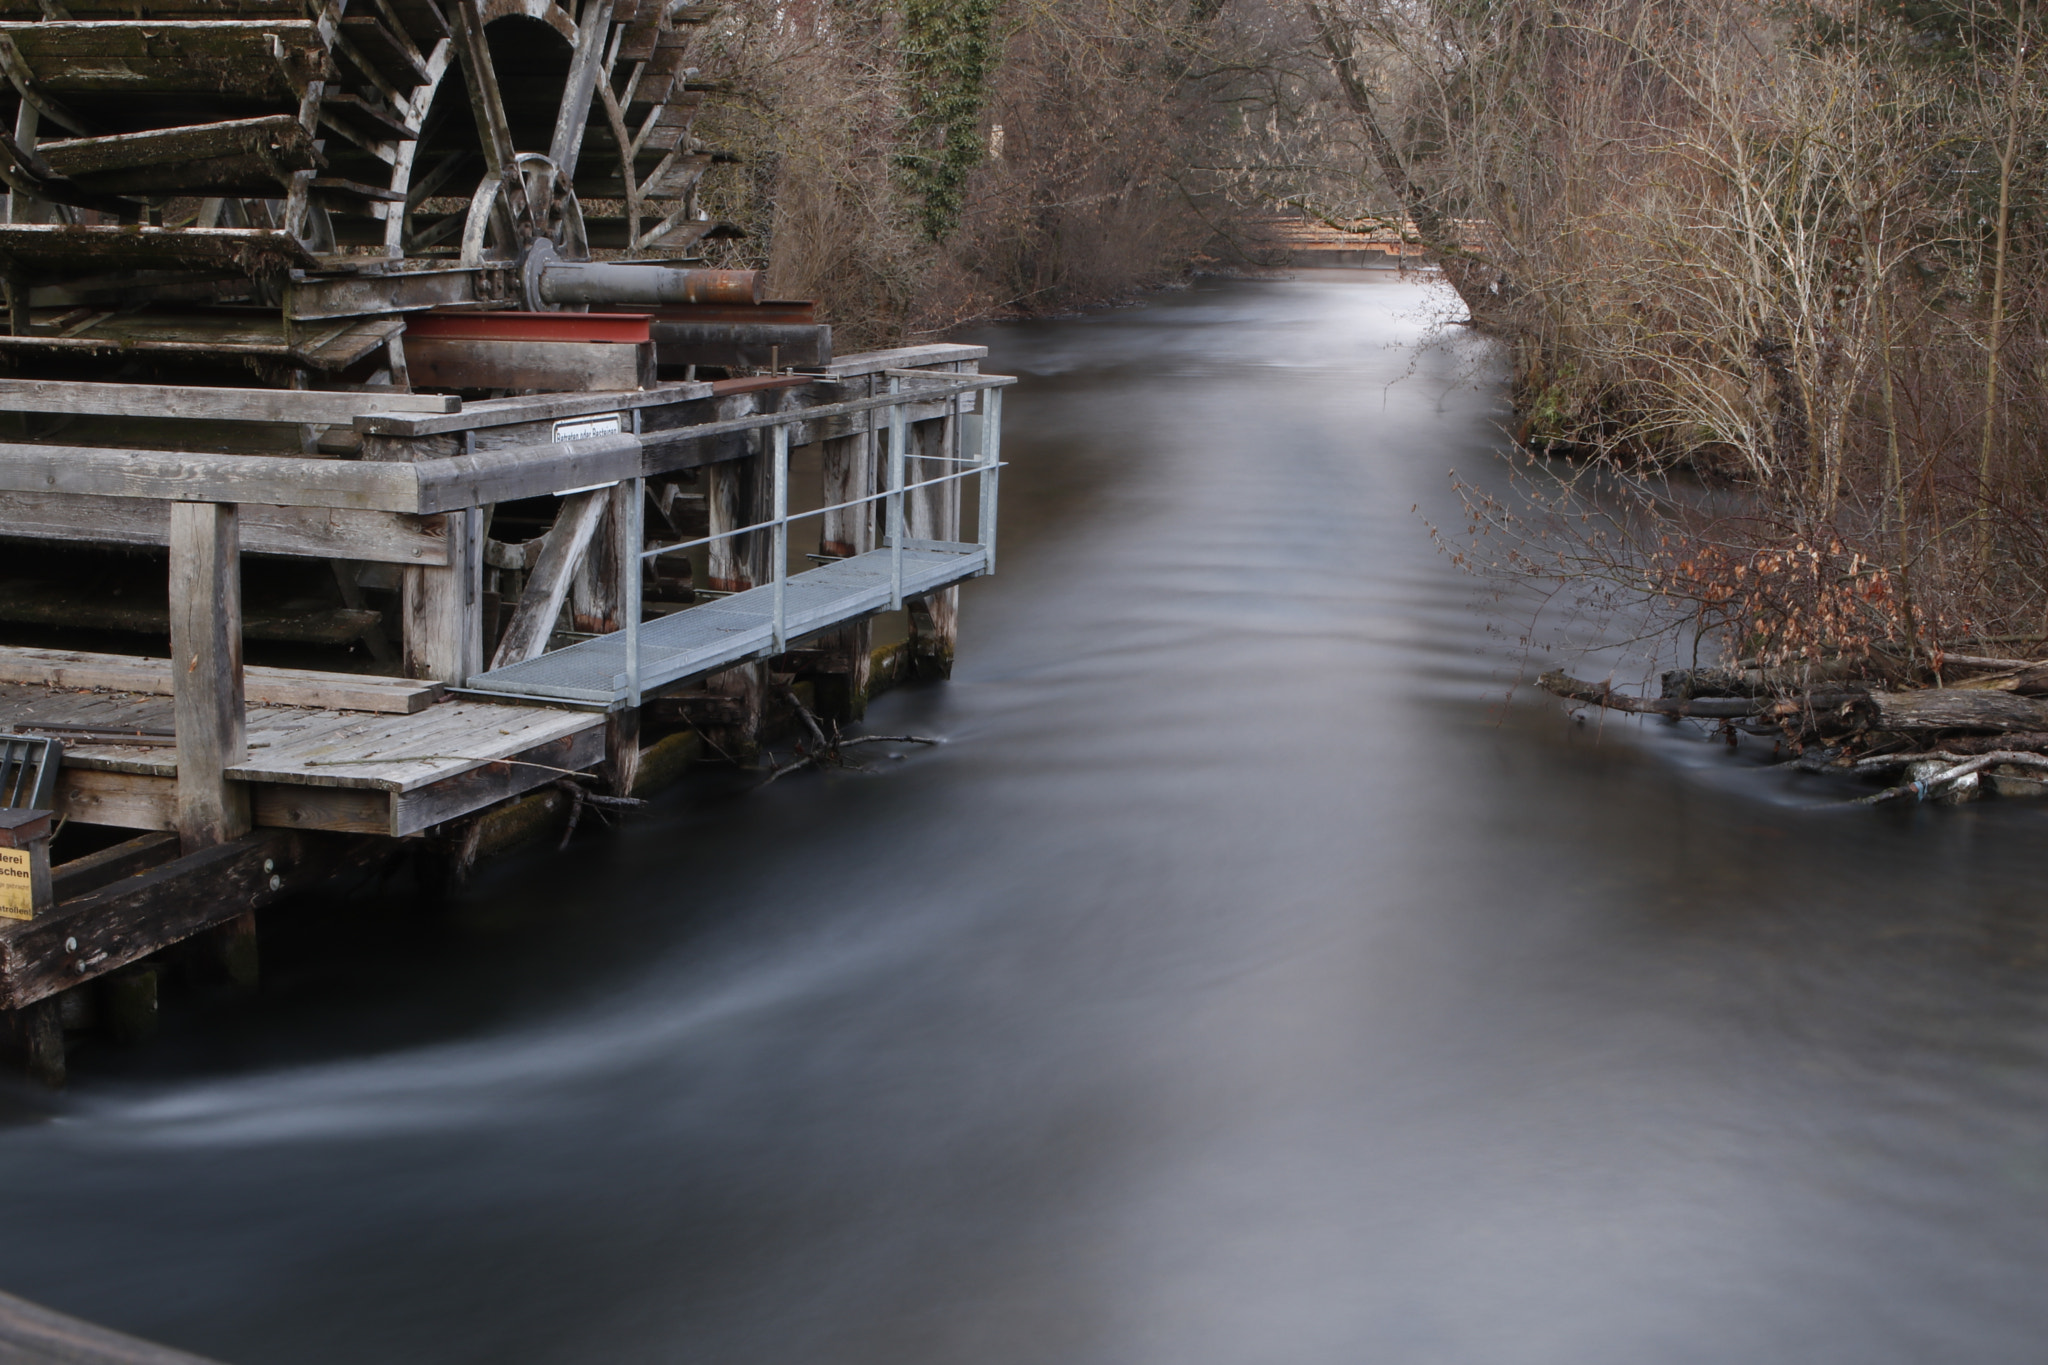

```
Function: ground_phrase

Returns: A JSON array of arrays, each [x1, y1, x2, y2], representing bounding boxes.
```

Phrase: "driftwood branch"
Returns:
[[1539, 670, 1764, 718], [757, 686, 942, 788]]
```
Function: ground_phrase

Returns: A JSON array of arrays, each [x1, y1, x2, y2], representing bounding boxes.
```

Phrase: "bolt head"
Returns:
[[269, 875, 282, 892], [263, 859, 275, 874], [63, 937, 76, 952]]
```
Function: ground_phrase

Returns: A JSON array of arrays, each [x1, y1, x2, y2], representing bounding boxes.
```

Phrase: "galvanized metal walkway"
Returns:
[[464, 543, 988, 706]]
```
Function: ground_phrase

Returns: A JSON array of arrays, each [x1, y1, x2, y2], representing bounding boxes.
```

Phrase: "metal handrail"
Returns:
[[616, 371, 1008, 704]]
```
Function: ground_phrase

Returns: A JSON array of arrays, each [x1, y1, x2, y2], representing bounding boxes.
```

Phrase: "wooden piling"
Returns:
[[814, 389, 878, 720], [168, 501, 250, 852], [906, 411, 961, 679], [101, 965, 159, 1045], [705, 425, 775, 753], [0, 998, 62, 1086], [207, 910, 259, 991]]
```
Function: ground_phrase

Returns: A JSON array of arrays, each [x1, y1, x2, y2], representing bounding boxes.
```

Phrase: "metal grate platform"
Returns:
[[466, 544, 987, 706]]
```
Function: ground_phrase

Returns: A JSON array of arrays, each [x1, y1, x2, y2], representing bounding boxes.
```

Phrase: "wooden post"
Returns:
[[906, 409, 961, 679], [206, 910, 259, 991], [169, 501, 250, 852], [587, 480, 643, 795], [101, 965, 160, 1044], [815, 384, 877, 720], [705, 430, 775, 755], [0, 809, 52, 923], [0, 999, 62, 1086], [403, 506, 483, 684]]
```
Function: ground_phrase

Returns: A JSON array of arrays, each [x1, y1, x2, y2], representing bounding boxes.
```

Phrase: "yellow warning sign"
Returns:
[[0, 847, 34, 921]]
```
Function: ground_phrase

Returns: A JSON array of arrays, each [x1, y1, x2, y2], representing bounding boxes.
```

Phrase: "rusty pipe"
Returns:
[[537, 263, 765, 307]]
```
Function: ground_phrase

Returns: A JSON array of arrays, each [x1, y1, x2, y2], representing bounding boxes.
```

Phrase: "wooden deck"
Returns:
[[1, 671, 602, 839]]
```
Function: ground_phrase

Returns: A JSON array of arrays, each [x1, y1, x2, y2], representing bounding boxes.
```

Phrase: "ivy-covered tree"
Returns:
[[899, 0, 1002, 241]]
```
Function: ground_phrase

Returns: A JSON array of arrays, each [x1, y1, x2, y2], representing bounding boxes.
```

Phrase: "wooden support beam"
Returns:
[[167, 502, 249, 853], [0, 492, 450, 565], [0, 647, 440, 713], [0, 377, 457, 423], [403, 505, 482, 684], [489, 488, 607, 669], [0, 828, 361, 1010], [50, 830, 179, 900]]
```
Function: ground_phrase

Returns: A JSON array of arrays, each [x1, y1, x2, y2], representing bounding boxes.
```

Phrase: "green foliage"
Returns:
[[898, 0, 1002, 241]]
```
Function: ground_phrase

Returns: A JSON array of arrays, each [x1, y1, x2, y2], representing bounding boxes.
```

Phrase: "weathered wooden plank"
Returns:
[[252, 783, 390, 834], [54, 767, 176, 830], [0, 21, 330, 99], [352, 381, 708, 435], [804, 344, 985, 379], [389, 724, 601, 834], [0, 381, 461, 424], [0, 223, 319, 276], [0, 440, 422, 510], [229, 701, 601, 792], [411, 433, 643, 512], [37, 116, 319, 196], [491, 486, 607, 666], [0, 492, 449, 565], [0, 648, 440, 714], [403, 335, 653, 392], [168, 502, 249, 852]]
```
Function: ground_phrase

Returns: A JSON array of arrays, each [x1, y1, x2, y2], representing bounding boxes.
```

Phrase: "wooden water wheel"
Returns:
[[0, 0, 732, 382]]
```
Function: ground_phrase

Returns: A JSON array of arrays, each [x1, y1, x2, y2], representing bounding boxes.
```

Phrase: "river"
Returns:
[[3, 271, 2047, 1364]]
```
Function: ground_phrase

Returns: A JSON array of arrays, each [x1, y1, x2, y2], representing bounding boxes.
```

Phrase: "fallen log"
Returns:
[[1539, 670, 1762, 718], [1864, 689, 2048, 733]]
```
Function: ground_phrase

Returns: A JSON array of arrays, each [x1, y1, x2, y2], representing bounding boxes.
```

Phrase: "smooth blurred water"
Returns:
[[3, 272, 2047, 1364]]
